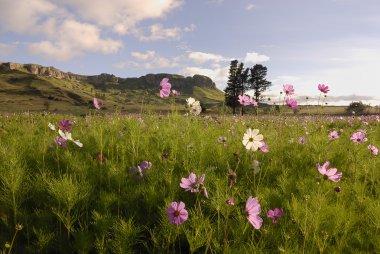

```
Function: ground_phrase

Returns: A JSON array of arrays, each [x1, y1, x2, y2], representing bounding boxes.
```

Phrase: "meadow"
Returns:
[[0, 109, 379, 254]]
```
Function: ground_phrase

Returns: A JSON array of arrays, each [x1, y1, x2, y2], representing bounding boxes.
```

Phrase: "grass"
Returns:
[[0, 111, 379, 253]]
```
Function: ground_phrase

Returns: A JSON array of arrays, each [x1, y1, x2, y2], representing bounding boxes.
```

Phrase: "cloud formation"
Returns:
[[244, 52, 270, 64]]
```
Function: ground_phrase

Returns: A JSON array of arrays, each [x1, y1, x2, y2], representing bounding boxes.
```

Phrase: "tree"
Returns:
[[346, 101, 368, 115], [247, 64, 271, 102], [224, 60, 248, 114]]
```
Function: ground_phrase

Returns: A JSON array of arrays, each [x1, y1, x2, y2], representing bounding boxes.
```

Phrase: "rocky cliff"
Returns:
[[1, 62, 216, 90]]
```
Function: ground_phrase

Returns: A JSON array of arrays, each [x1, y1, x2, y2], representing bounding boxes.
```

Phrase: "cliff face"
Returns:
[[1, 62, 216, 89]]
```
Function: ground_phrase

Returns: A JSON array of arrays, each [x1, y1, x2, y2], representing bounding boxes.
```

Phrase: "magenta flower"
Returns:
[[328, 130, 339, 141], [93, 97, 102, 109], [283, 84, 295, 95], [57, 119, 72, 131], [285, 98, 298, 109], [245, 196, 263, 229], [368, 145, 378, 155], [298, 136, 306, 145], [250, 98, 258, 106], [160, 78, 171, 98], [238, 94, 251, 106], [54, 136, 67, 148], [350, 131, 367, 144], [318, 84, 329, 94], [166, 201, 188, 226], [180, 172, 205, 193], [129, 161, 152, 178], [258, 141, 269, 153], [226, 197, 235, 206], [317, 161, 342, 182], [267, 208, 283, 224]]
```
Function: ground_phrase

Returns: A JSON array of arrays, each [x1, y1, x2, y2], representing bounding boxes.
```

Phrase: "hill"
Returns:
[[0, 62, 225, 114]]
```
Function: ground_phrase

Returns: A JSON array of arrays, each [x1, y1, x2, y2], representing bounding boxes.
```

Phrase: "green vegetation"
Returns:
[[0, 113, 379, 253]]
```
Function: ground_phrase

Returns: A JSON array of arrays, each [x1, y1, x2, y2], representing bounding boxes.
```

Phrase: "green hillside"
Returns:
[[0, 65, 225, 114]]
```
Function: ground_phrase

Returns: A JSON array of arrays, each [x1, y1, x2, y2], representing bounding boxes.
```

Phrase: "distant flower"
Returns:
[[217, 136, 228, 146], [285, 98, 298, 109], [129, 161, 152, 178], [226, 197, 235, 206], [298, 136, 306, 145], [250, 98, 258, 106], [258, 141, 269, 153], [328, 130, 339, 141], [317, 161, 342, 182], [368, 145, 378, 155], [58, 119, 72, 131], [160, 78, 171, 98], [242, 128, 264, 151], [318, 84, 329, 94], [267, 208, 283, 224], [180, 172, 205, 193], [48, 122, 56, 131], [54, 136, 67, 148], [58, 129, 83, 147], [93, 97, 102, 109], [283, 84, 295, 95], [350, 131, 367, 144], [245, 196, 263, 229], [238, 94, 251, 106], [172, 89, 180, 96], [166, 201, 188, 226]]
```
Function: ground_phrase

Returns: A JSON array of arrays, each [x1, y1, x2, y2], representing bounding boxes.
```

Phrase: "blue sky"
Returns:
[[1, 0, 380, 105]]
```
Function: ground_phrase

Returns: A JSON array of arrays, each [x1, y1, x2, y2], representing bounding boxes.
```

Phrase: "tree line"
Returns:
[[224, 60, 271, 114]]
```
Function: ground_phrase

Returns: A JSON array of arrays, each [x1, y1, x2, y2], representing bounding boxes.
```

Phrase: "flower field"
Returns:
[[0, 111, 379, 253]]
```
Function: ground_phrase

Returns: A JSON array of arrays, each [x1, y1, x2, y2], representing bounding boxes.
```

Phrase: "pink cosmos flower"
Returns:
[[368, 145, 378, 155], [93, 97, 102, 109], [267, 208, 283, 224], [238, 94, 251, 106], [318, 84, 329, 94], [54, 136, 67, 148], [285, 98, 298, 109], [350, 131, 367, 144], [226, 197, 235, 206], [283, 84, 295, 95], [317, 161, 342, 182], [172, 89, 180, 96], [58, 119, 72, 131], [129, 161, 152, 178], [180, 172, 205, 193], [258, 141, 269, 153], [250, 99, 258, 106], [160, 78, 171, 98], [245, 196, 263, 229], [166, 201, 188, 226], [298, 136, 306, 145], [328, 130, 339, 141]]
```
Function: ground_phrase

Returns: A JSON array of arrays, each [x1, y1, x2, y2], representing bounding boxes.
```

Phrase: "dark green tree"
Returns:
[[224, 60, 247, 114], [247, 64, 271, 102], [346, 101, 368, 115]]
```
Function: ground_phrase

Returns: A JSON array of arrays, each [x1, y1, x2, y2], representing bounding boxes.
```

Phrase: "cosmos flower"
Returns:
[[258, 141, 269, 153], [283, 84, 295, 95], [129, 161, 152, 178], [368, 145, 378, 155], [58, 119, 72, 132], [54, 136, 67, 148], [226, 197, 235, 206], [250, 98, 258, 106], [238, 94, 251, 106], [318, 84, 330, 94], [245, 196, 263, 229], [285, 98, 298, 109], [298, 136, 307, 145], [93, 97, 102, 109], [58, 129, 83, 147], [186, 97, 202, 116], [267, 208, 284, 224], [166, 201, 188, 226], [160, 78, 171, 98], [48, 122, 56, 131], [172, 89, 180, 96], [180, 172, 205, 193], [350, 131, 367, 144], [317, 161, 342, 182], [328, 130, 339, 141], [242, 128, 264, 151]]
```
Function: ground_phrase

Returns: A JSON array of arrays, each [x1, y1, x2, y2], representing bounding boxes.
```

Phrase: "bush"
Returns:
[[346, 101, 367, 115]]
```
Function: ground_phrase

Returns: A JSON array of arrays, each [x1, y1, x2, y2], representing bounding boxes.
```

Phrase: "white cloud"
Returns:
[[188, 51, 227, 64], [29, 19, 122, 60], [0, 43, 16, 58], [131, 51, 156, 61], [246, 4, 255, 11], [244, 52, 270, 64], [135, 24, 195, 41], [180, 66, 229, 89]]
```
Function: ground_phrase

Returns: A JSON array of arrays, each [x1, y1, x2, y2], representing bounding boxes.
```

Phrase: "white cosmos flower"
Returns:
[[58, 129, 83, 147], [186, 97, 202, 116], [186, 97, 196, 106], [242, 128, 264, 151], [48, 122, 56, 131]]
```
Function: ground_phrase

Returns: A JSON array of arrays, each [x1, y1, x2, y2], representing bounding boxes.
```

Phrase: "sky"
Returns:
[[0, 0, 380, 106]]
